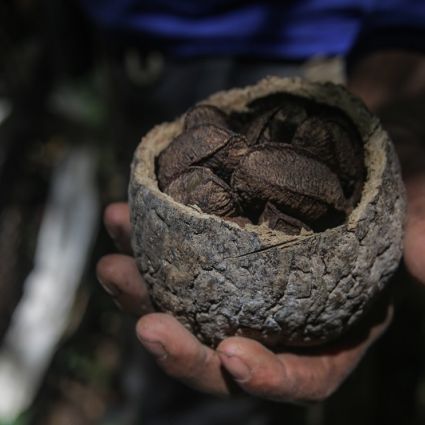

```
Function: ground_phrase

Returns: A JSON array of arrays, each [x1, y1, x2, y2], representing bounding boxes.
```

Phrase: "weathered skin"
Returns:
[[129, 77, 405, 348]]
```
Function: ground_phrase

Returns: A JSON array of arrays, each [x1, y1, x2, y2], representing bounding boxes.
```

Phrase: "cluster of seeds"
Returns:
[[157, 93, 365, 234]]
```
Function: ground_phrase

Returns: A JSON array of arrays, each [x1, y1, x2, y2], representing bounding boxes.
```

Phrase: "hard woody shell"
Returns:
[[129, 77, 405, 347]]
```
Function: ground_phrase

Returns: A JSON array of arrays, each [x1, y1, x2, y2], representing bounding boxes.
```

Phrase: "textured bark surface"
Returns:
[[129, 77, 405, 348]]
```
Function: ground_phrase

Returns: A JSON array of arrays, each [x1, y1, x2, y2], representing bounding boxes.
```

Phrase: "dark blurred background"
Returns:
[[0, 1, 425, 425]]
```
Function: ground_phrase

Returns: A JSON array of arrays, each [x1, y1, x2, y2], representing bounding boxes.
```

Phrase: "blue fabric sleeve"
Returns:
[[80, 0, 425, 60], [347, 0, 425, 69]]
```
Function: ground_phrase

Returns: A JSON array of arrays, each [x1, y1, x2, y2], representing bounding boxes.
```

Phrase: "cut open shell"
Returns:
[[129, 77, 405, 348]]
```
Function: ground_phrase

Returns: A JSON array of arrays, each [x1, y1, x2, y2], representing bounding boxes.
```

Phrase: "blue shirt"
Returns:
[[80, 0, 425, 60]]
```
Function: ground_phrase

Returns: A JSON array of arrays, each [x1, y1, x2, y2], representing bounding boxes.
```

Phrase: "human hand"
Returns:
[[97, 202, 392, 403], [398, 166, 425, 286], [346, 50, 425, 286]]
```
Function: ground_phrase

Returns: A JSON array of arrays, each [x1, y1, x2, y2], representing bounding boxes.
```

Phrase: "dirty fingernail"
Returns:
[[218, 352, 251, 382], [98, 277, 121, 297], [105, 222, 119, 239], [140, 338, 168, 360]]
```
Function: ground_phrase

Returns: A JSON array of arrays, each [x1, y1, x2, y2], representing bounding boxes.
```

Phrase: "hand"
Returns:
[[346, 50, 425, 285], [96, 202, 392, 403], [400, 174, 425, 286]]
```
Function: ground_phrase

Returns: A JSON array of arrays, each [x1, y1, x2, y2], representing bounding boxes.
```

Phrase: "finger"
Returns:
[[96, 254, 152, 315], [217, 336, 355, 403], [217, 337, 320, 403], [404, 221, 425, 284], [136, 313, 230, 396], [404, 176, 425, 283], [104, 202, 133, 254], [217, 303, 393, 403]]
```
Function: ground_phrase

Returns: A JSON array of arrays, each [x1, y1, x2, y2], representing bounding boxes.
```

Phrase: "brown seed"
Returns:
[[231, 144, 347, 222], [157, 125, 234, 189], [243, 108, 278, 146], [259, 202, 312, 235], [267, 103, 308, 143], [203, 134, 249, 180], [293, 117, 335, 164], [184, 104, 229, 130], [293, 116, 364, 199], [244, 102, 307, 146], [164, 166, 237, 217], [226, 110, 256, 133]]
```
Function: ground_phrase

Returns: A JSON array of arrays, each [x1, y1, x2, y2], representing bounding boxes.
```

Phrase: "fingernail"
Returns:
[[97, 276, 121, 297], [105, 223, 119, 241], [140, 338, 168, 360], [218, 352, 251, 382]]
